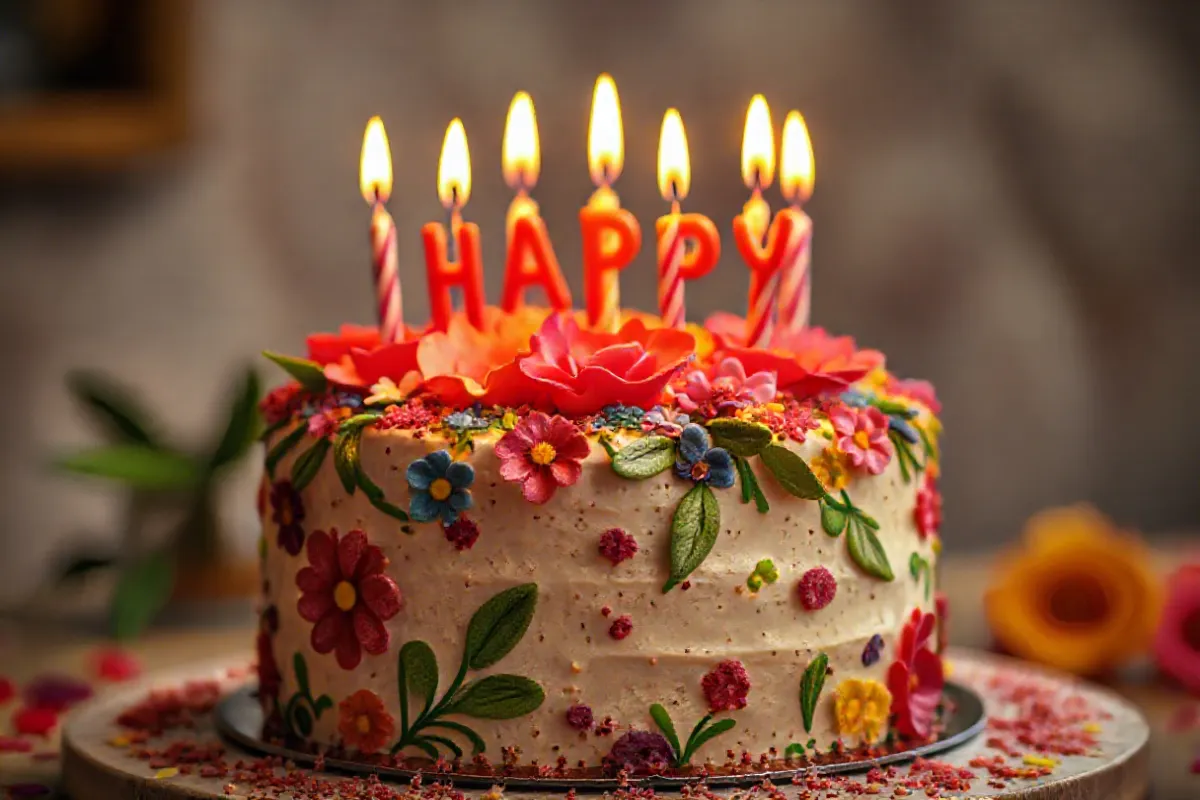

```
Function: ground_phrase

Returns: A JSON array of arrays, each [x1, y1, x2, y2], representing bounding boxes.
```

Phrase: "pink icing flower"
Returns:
[[701, 660, 751, 712], [306, 410, 341, 439], [495, 411, 590, 504], [1154, 564, 1200, 695], [914, 476, 942, 539], [829, 404, 893, 475], [676, 357, 777, 416]]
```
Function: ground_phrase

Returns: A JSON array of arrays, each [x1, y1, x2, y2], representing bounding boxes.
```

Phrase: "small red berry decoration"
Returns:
[[566, 703, 594, 731], [701, 659, 751, 712], [444, 516, 481, 551], [798, 566, 837, 611], [598, 528, 638, 566], [608, 615, 633, 640]]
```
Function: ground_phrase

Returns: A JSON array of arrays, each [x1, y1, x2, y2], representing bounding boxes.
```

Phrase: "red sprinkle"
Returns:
[[608, 615, 633, 640], [93, 648, 142, 682], [797, 566, 838, 611]]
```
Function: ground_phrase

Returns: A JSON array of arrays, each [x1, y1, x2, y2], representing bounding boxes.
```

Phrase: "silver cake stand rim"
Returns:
[[214, 681, 986, 792]]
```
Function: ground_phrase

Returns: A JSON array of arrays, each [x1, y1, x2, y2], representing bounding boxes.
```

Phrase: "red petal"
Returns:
[[305, 530, 338, 583], [14, 707, 58, 737], [311, 611, 345, 654], [360, 575, 402, 620], [336, 627, 363, 669], [549, 460, 582, 488], [298, 591, 334, 623], [354, 608, 390, 655], [338, 530, 368, 580], [348, 340, 422, 387], [306, 326, 381, 365], [521, 473, 557, 504], [500, 458, 536, 482], [296, 567, 329, 594], [356, 545, 387, 579]]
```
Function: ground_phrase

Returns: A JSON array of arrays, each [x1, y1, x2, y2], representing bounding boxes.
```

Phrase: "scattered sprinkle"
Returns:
[[153, 767, 180, 780]]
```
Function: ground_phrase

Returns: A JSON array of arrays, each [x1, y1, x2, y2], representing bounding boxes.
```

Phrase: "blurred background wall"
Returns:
[[0, 0, 1198, 605]]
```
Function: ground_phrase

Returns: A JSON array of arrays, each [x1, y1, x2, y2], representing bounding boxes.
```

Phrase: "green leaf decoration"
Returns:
[[422, 735, 463, 759], [110, 551, 175, 639], [66, 370, 159, 447], [663, 482, 720, 593], [340, 413, 383, 433], [820, 498, 848, 537], [262, 351, 327, 393], [736, 458, 770, 513], [265, 424, 307, 478], [400, 641, 439, 716], [799, 653, 829, 733], [649, 703, 682, 758], [290, 438, 332, 492], [207, 368, 261, 471], [682, 717, 736, 762], [464, 584, 539, 670], [293, 652, 311, 695], [292, 704, 313, 736], [759, 444, 824, 499], [847, 518, 894, 581], [707, 418, 772, 457], [333, 428, 362, 495], [425, 720, 487, 755], [313, 694, 333, 715], [356, 463, 410, 523], [448, 675, 545, 719], [611, 436, 675, 480], [410, 737, 439, 761], [56, 445, 200, 490], [910, 552, 932, 600], [784, 742, 806, 759]]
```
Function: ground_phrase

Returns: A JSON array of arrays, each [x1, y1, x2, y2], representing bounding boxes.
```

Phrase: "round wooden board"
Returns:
[[61, 648, 1149, 800]]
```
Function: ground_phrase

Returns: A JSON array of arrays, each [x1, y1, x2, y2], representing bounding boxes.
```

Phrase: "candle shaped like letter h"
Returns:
[[777, 111, 816, 336], [656, 109, 720, 329], [581, 74, 641, 331], [360, 117, 404, 342]]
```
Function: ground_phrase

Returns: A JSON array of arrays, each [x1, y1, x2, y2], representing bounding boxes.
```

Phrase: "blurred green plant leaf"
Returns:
[[66, 370, 161, 448], [207, 367, 261, 471], [55, 445, 201, 490], [110, 551, 175, 639], [263, 352, 327, 393]]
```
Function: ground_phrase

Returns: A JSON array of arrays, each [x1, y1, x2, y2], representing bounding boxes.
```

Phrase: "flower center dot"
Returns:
[[690, 461, 710, 481], [429, 477, 453, 501], [530, 442, 557, 465], [333, 580, 357, 611], [1182, 607, 1200, 653], [853, 430, 871, 450], [1046, 573, 1110, 626], [356, 714, 371, 734]]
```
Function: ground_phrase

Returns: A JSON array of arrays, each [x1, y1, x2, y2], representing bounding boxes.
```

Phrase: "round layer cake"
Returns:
[[255, 310, 945, 776]]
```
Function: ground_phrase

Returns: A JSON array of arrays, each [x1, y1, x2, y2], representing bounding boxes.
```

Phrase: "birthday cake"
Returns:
[[253, 80, 945, 778]]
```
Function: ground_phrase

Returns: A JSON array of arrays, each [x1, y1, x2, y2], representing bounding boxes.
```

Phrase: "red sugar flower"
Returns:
[[259, 382, 304, 425], [797, 566, 837, 611], [518, 314, 694, 416], [702, 660, 751, 712], [914, 476, 943, 539], [306, 324, 382, 366], [829, 403, 893, 475], [598, 528, 638, 566], [337, 689, 395, 754], [1153, 563, 1200, 694], [14, 707, 58, 737], [887, 609, 945, 739], [609, 615, 633, 640], [296, 529, 403, 670], [495, 411, 590, 504], [566, 703, 594, 731], [444, 517, 481, 551]]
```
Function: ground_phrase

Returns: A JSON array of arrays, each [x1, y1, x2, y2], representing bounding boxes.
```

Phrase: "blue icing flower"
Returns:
[[887, 415, 920, 444], [406, 450, 474, 525], [445, 410, 489, 432], [674, 424, 735, 489], [839, 389, 871, 408]]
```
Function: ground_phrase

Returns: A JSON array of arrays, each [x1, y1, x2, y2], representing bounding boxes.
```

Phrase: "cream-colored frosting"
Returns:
[[261, 423, 938, 768]]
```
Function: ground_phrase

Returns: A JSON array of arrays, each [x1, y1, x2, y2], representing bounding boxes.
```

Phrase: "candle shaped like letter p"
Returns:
[[422, 119, 486, 331], [581, 74, 641, 331], [501, 91, 571, 312], [777, 111, 815, 336], [656, 109, 720, 329], [360, 117, 404, 342]]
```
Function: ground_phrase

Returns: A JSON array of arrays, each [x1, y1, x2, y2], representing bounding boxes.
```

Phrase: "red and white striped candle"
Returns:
[[360, 117, 404, 342], [657, 109, 688, 329], [777, 110, 815, 336]]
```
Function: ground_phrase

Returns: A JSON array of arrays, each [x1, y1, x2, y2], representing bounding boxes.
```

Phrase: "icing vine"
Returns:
[[910, 552, 932, 600], [390, 584, 545, 760], [819, 490, 895, 581], [648, 703, 737, 767], [282, 652, 333, 738]]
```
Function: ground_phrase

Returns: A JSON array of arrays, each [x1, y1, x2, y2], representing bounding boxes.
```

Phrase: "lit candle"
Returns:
[[777, 111, 815, 336], [421, 118, 486, 331], [655, 109, 720, 329], [359, 117, 403, 342], [580, 73, 640, 331], [500, 91, 572, 312], [733, 95, 791, 349]]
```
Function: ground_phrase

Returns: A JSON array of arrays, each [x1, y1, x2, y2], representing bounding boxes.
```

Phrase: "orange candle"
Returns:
[[777, 110, 815, 336], [500, 91, 571, 312], [655, 109, 719, 329], [422, 118, 486, 331], [581, 74, 639, 331], [735, 95, 782, 348]]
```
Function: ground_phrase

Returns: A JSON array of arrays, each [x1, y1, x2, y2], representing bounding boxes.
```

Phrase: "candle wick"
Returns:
[[600, 160, 611, 187], [669, 179, 681, 208], [446, 204, 459, 263]]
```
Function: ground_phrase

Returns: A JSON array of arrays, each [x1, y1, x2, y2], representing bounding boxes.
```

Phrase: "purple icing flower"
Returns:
[[861, 633, 885, 667], [605, 730, 675, 775], [23, 674, 93, 711]]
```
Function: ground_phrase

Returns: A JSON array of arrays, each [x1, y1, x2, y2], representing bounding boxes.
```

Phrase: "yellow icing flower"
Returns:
[[809, 447, 849, 492], [366, 376, 407, 406], [833, 678, 892, 744]]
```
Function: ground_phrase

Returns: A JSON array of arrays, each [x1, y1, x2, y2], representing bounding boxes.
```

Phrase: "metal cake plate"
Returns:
[[215, 681, 985, 792]]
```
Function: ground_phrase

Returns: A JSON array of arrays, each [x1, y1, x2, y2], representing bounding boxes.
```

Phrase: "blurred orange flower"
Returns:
[[985, 505, 1161, 675]]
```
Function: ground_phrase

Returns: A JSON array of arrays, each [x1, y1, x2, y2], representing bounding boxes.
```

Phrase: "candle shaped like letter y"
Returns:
[[422, 119, 486, 331], [501, 91, 571, 312], [581, 74, 641, 331], [656, 109, 720, 329], [360, 117, 404, 342], [777, 111, 816, 336]]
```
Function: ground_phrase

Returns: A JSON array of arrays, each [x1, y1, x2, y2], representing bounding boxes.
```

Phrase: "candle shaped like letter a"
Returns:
[[501, 91, 572, 312], [360, 117, 403, 342], [580, 74, 641, 332], [777, 111, 815, 336], [655, 109, 720, 329]]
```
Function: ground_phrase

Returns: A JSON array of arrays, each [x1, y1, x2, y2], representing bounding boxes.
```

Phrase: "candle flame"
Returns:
[[437, 118, 471, 209], [588, 73, 624, 185], [502, 91, 540, 191], [780, 111, 814, 205], [741, 94, 775, 190], [657, 108, 690, 202], [359, 116, 393, 203]]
